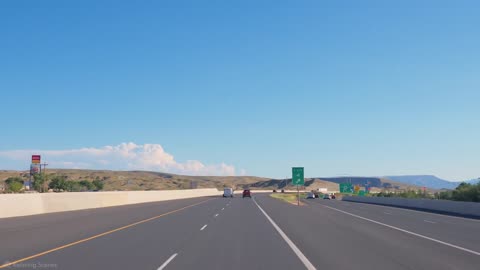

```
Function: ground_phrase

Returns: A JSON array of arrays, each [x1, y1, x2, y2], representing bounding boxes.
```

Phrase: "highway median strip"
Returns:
[[270, 193, 306, 206]]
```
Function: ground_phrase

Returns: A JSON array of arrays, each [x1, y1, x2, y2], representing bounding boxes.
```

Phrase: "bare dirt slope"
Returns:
[[0, 169, 429, 192], [0, 169, 269, 191]]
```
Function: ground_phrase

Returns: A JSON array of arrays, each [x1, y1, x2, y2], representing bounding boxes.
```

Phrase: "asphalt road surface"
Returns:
[[1, 194, 479, 270]]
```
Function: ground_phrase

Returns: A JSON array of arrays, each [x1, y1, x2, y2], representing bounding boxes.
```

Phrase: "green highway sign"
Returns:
[[292, 167, 304, 186], [339, 183, 353, 193]]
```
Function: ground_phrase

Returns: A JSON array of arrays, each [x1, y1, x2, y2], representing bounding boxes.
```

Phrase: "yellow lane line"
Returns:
[[0, 198, 214, 269]]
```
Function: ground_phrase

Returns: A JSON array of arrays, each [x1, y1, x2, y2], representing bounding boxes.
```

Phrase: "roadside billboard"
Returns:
[[32, 155, 41, 164], [30, 163, 40, 175]]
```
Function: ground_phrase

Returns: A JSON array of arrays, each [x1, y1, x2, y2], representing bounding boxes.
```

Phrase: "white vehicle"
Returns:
[[223, 188, 234, 198]]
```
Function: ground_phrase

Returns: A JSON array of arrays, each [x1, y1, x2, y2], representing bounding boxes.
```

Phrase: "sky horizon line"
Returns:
[[0, 142, 477, 182], [1, 167, 476, 183]]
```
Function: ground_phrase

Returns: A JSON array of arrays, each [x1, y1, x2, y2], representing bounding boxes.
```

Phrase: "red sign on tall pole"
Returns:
[[32, 155, 41, 164]]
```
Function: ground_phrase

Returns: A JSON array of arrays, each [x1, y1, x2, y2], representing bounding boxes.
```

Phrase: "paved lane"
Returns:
[[166, 196, 305, 270], [306, 198, 480, 252], [256, 194, 480, 270], [0, 197, 218, 269], [0, 197, 217, 262], [1, 193, 479, 270], [0, 196, 306, 270]]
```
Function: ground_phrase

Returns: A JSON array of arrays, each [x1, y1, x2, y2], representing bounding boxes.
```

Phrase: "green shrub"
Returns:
[[49, 176, 68, 191], [450, 182, 479, 202], [79, 180, 95, 190], [92, 179, 104, 190], [8, 180, 24, 193], [33, 174, 49, 192], [64, 181, 83, 192]]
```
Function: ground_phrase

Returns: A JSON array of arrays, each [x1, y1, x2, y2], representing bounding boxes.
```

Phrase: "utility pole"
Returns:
[[40, 163, 48, 175]]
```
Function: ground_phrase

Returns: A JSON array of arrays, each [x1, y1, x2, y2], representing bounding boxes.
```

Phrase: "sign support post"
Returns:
[[292, 167, 304, 206], [29, 155, 42, 190], [297, 185, 299, 206]]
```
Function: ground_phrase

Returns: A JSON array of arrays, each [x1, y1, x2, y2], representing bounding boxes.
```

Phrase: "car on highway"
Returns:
[[306, 192, 316, 199], [223, 188, 234, 198], [242, 189, 251, 198], [323, 194, 331, 199]]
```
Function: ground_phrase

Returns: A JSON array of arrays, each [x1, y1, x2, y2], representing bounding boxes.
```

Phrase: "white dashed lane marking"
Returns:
[[323, 205, 480, 256], [157, 253, 178, 270]]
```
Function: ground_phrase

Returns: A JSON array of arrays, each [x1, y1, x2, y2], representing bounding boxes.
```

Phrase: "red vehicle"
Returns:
[[242, 189, 251, 198]]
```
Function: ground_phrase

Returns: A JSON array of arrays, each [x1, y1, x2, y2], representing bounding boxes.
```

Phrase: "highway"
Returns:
[[0, 194, 479, 270]]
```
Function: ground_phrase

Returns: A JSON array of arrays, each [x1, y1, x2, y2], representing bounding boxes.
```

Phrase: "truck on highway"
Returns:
[[223, 188, 234, 198]]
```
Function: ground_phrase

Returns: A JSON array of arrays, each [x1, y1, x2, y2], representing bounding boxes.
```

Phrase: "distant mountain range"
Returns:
[[384, 175, 478, 190], [0, 169, 440, 192], [1, 169, 477, 191]]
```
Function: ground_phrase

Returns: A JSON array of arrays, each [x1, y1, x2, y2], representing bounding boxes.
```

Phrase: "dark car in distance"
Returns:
[[242, 189, 251, 198]]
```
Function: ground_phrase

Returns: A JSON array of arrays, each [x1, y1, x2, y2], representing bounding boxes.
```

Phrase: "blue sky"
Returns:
[[0, 1, 479, 180]]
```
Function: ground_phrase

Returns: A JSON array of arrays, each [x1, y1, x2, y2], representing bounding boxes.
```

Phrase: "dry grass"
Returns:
[[0, 169, 435, 193], [270, 193, 306, 205], [0, 169, 270, 191]]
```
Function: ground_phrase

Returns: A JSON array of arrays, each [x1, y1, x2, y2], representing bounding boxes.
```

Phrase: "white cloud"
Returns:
[[0, 142, 238, 176]]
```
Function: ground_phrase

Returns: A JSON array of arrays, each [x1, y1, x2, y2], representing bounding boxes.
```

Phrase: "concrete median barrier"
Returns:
[[342, 196, 480, 218], [0, 189, 222, 219]]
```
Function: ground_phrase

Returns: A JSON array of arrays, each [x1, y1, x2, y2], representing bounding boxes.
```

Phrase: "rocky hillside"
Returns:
[[1, 169, 431, 192]]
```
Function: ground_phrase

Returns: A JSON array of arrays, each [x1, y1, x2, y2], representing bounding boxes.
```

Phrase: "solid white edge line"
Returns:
[[323, 205, 480, 256], [200, 224, 207, 231], [253, 197, 316, 270], [340, 200, 480, 222], [157, 253, 178, 270]]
